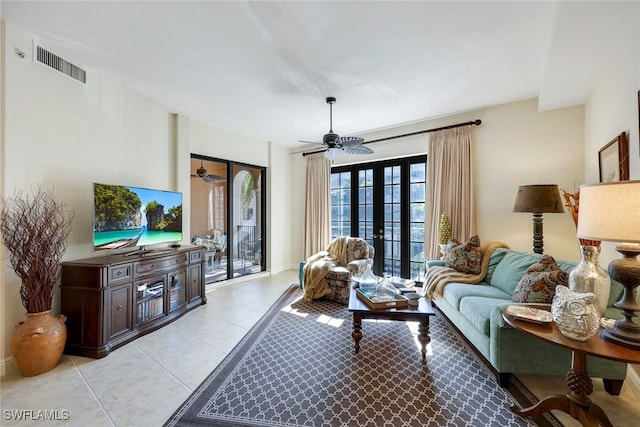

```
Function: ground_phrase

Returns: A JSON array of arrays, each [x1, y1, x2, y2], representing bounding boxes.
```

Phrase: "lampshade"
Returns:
[[576, 180, 640, 243], [512, 185, 565, 213]]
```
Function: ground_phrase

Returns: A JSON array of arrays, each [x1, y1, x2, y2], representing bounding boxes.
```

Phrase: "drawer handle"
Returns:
[[116, 305, 123, 311], [151, 264, 155, 269]]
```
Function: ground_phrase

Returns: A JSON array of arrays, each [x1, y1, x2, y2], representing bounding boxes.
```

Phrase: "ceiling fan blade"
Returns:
[[203, 174, 226, 183], [338, 136, 365, 148], [343, 145, 374, 155], [298, 139, 323, 145]]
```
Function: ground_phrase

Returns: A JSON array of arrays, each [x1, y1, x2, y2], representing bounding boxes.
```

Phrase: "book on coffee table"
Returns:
[[356, 288, 409, 309]]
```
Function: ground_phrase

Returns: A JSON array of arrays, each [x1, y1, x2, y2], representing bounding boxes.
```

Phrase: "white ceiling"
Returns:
[[2, 1, 637, 148]]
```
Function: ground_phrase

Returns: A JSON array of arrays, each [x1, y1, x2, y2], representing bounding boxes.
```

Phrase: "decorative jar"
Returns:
[[569, 244, 610, 315], [551, 285, 600, 341], [358, 265, 378, 297], [11, 310, 67, 376], [438, 244, 450, 261]]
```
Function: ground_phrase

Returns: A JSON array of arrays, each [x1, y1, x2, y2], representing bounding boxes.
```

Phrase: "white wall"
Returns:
[[290, 98, 585, 265], [190, 120, 268, 168], [473, 100, 584, 259], [584, 4, 640, 267], [0, 20, 7, 380], [583, 2, 640, 384], [0, 21, 292, 373]]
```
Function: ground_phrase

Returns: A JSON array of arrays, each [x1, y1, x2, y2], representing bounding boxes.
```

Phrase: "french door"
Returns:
[[331, 155, 426, 282]]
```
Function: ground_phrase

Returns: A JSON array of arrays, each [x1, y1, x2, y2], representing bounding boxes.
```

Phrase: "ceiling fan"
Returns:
[[190, 160, 225, 184], [302, 97, 373, 160]]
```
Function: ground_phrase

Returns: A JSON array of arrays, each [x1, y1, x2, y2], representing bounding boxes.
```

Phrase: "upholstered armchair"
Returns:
[[201, 229, 227, 264], [303, 236, 375, 304]]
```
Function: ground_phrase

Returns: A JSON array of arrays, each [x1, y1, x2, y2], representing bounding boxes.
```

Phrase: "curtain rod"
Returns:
[[302, 119, 481, 156]]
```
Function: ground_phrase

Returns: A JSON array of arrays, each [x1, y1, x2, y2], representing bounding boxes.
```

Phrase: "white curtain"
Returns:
[[303, 153, 332, 258], [426, 126, 476, 259]]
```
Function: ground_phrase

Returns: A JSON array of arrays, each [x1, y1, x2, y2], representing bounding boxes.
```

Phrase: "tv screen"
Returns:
[[93, 183, 183, 251]]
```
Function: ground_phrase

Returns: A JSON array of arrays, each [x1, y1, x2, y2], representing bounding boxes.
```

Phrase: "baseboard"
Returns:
[[628, 365, 640, 400], [205, 270, 271, 293], [1, 356, 16, 377]]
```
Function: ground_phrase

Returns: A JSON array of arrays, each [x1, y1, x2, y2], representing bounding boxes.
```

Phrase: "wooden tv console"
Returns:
[[60, 245, 206, 358]]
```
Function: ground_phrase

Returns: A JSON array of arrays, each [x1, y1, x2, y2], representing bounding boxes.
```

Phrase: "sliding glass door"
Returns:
[[190, 155, 265, 284], [331, 155, 426, 282]]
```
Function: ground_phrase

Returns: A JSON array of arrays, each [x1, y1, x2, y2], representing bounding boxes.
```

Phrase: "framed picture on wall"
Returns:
[[598, 132, 629, 182]]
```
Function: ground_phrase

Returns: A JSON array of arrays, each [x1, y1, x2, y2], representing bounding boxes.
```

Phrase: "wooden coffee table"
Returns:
[[503, 308, 640, 427], [347, 285, 436, 363]]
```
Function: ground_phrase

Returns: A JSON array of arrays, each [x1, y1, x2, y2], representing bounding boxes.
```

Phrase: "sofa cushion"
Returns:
[[442, 283, 512, 310], [512, 255, 568, 303], [484, 248, 510, 283], [490, 250, 543, 295], [459, 296, 511, 335], [445, 235, 482, 274]]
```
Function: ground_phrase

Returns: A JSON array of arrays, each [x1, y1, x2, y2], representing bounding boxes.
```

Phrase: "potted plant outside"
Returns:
[[0, 185, 73, 376]]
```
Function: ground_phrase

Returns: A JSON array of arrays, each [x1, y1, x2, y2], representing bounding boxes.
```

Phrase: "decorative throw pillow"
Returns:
[[445, 235, 481, 274], [512, 255, 568, 303], [525, 255, 562, 273]]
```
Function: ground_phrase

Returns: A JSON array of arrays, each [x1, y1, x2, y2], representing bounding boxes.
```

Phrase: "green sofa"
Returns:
[[428, 247, 628, 395]]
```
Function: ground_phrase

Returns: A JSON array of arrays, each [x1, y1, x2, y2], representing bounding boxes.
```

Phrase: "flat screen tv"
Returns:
[[93, 183, 183, 252]]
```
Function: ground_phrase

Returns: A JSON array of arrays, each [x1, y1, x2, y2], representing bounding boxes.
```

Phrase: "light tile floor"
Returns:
[[2, 269, 638, 426], [1, 270, 297, 427]]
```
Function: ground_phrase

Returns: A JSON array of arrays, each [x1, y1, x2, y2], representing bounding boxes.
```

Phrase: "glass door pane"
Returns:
[[409, 163, 426, 281], [383, 165, 401, 277], [232, 164, 264, 278], [357, 169, 374, 241], [191, 157, 228, 283], [330, 172, 351, 237]]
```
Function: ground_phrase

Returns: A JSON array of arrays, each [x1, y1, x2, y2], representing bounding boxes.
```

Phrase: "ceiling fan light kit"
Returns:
[[302, 97, 373, 160]]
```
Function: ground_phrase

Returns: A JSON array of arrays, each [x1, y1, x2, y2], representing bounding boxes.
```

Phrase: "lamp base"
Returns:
[[603, 245, 640, 349], [600, 323, 640, 349]]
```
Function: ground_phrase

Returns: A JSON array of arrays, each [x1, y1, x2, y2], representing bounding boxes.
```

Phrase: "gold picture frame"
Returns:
[[598, 132, 629, 182]]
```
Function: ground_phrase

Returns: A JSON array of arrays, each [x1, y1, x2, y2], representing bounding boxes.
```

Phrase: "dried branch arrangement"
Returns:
[[0, 186, 74, 313], [560, 188, 600, 247]]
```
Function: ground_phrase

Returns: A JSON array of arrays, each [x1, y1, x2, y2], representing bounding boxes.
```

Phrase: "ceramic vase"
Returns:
[[569, 244, 610, 316], [551, 285, 600, 341], [439, 243, 449, 261], [11, 310, 67, 377]]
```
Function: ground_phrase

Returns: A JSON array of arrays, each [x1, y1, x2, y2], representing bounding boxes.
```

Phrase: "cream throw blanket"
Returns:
[[423, 241, 509, 299], [303, 236, 349, 301]]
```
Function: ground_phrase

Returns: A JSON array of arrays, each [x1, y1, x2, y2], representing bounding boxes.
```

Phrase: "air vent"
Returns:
[[34, 43, 87, 84]]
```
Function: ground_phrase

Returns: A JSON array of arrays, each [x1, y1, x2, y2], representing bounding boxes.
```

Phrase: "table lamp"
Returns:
[[513, 184, 565, 254], [576, 180, 640, 349]]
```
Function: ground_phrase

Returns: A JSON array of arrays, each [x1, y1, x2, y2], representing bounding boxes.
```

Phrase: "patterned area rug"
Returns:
[[166, 285, 552, 427]]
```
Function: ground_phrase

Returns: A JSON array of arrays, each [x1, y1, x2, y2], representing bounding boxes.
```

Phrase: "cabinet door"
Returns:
[[108, 283, 132, 340], [168, 268, 187, 312], [134, 275, 166, 325], [188, 263, 202, 304]]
